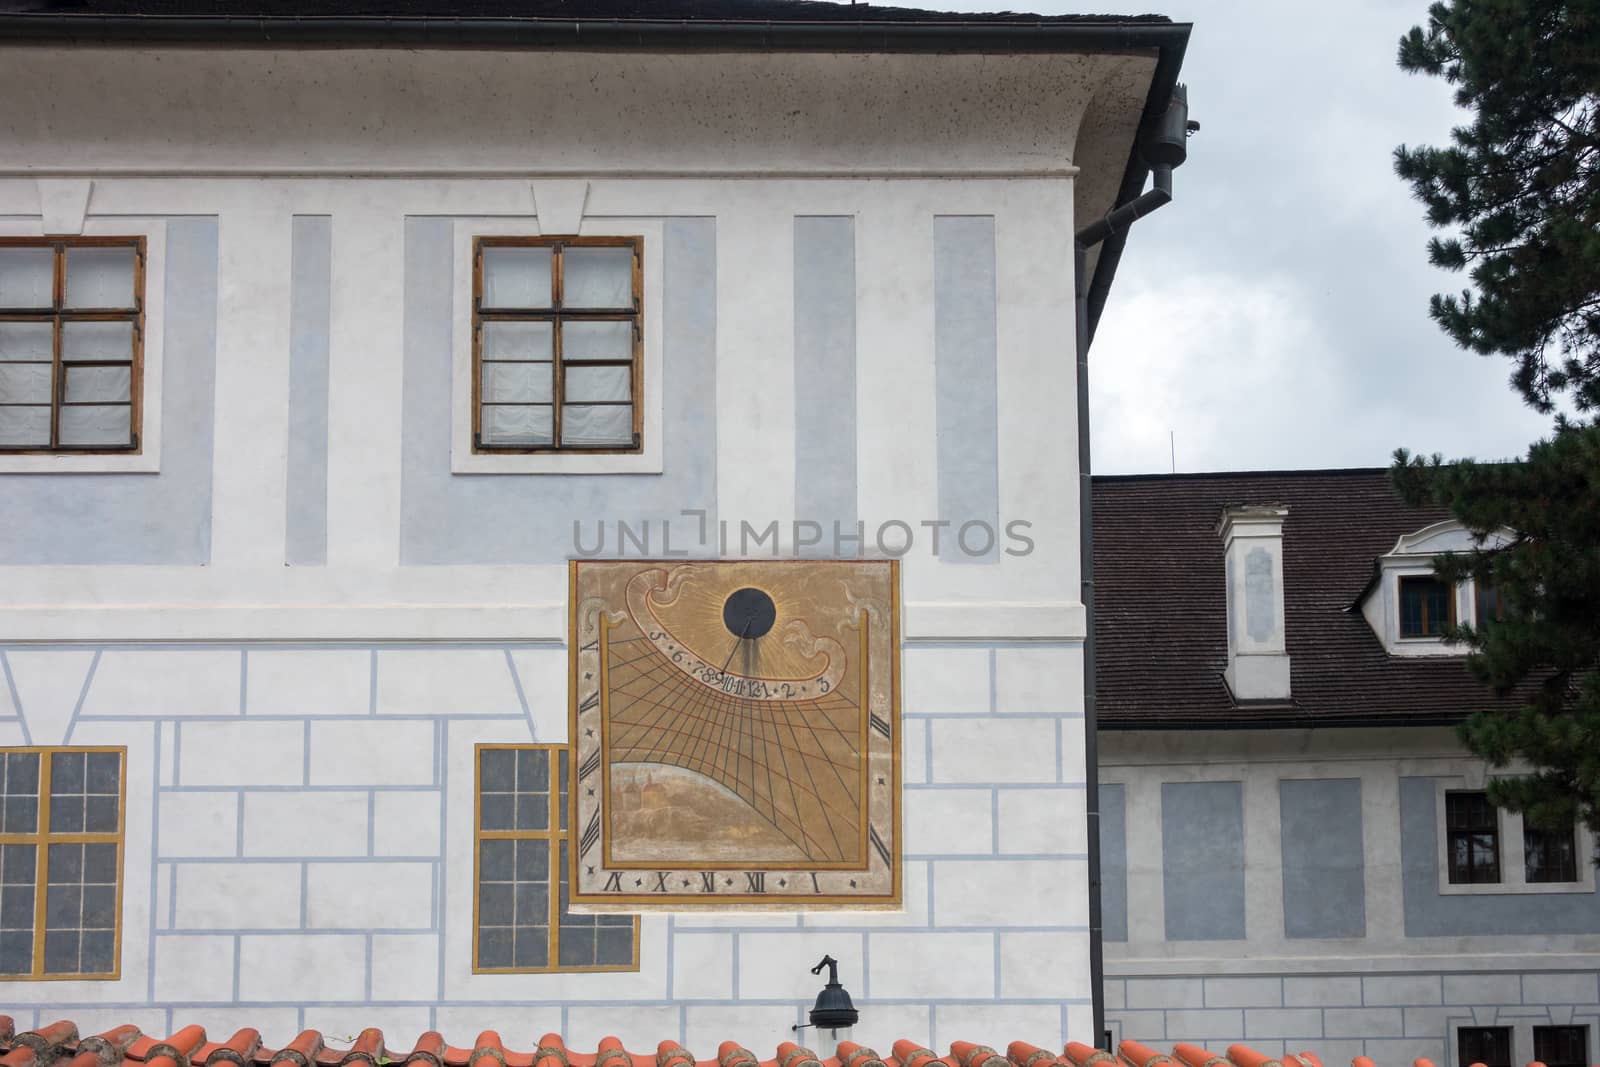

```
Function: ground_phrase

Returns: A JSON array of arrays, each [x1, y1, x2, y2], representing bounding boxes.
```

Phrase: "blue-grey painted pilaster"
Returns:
[[1400, 776, 1600, 936], [286, 216, 332, 566], [1280, 777, 1365, 938], [400, 218, 717, 564], [933, 216, 999, 563], [1161, 780, 1246, 940], [1100, 782, 1128, 942], [793, 216, 856, 549], [0, 219, 218, 565]]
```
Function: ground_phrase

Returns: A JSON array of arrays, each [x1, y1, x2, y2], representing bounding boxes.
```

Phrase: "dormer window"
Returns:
[[1399, 575, 1455, 638], [1357, 519, 1514, 657]]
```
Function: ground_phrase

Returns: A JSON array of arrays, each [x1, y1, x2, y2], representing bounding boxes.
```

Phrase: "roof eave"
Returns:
[[0, 12, 1191, 53]]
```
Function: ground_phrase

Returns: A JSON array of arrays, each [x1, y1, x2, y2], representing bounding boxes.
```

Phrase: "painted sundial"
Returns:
[[568, 559, 900, 907]]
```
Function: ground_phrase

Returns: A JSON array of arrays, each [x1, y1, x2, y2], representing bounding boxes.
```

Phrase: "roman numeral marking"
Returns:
[[652, 871, 670, 892], [579, 811, 601, 857], [578, 692, 600, 715], [869, 825, 891, 867], [580, 639, 599, 653], [602, 871, 623, 892], [810, 872, 821, 894], [578, 750, 602, 780], [745, 871, 765, 893], [869, 713, 892, 738], [701, 872, 717, 893]]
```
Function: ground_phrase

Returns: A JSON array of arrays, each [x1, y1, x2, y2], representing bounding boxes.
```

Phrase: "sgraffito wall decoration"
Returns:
[[568, 559, 900, 907]]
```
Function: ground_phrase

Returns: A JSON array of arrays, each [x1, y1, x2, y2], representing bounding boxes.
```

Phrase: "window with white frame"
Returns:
[[1360, 521, 1514, 657], [1436, 778, 1594, 895]]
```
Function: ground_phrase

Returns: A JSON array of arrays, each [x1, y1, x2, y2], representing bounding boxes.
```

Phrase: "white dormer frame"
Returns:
[[1359, 520, 1516, 657]]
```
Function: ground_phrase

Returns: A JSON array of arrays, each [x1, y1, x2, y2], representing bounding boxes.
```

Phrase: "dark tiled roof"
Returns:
[[1091, 468, 1517, 728], [0, 1020, 1475, 1067], [0, 1, 1169, 27]]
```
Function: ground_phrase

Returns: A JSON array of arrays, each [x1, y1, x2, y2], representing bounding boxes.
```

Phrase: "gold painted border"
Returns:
[[568, 559, 903, 908], [0, 745, 127, 982]]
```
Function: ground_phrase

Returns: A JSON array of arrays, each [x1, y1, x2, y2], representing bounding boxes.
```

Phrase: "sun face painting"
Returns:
[[568, 559, 900, 907]]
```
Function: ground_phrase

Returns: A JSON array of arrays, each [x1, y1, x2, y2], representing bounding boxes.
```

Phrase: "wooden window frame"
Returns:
[[471, 236, 643, 455], [1445, 790, 1502, 885], [0, 237, 145, 454], [0, 746, 127, 981], [471, 743, 638, 974], [1399, 574, 1456, 638]]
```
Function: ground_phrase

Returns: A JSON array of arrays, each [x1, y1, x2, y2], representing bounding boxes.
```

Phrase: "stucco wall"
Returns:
[[0, 641, 1090, 1048], [1100, 728, 1600, 1056], [0, 45, 1104, 1047]]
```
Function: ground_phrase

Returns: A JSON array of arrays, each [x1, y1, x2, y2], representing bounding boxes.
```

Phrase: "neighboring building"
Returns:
[[0, 0, 1195, 1055], [1093, 469, 1600, 1067]]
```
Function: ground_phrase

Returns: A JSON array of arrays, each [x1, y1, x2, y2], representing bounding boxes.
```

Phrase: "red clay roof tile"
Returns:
[[0, 1020, 1576, 1067]]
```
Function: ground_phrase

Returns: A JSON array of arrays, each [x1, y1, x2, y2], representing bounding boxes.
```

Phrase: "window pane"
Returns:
[[515, 793, 549, 831], [0, 363, 53, 404], [86, 752, 119, 795], [80, 930, 114, 974], [481, 320, 553, 361], [1526, 823, 1579, 883], [59, 405, 131, 447], [1447, 792, 1495, 830], [558, 924, 596, 967], [1459, 1028, 1512, 1067], [61, 321, 133, 361], [0, 931, 31, 975], [562, 320, 632, 361], [0, 884, 33, 932], [0, 795, 36, 834], [481, 247, 553, 309], [1474, 581, 1500, 624], [482, 362, 552, 404], [561, 404, 632, 447], [480, 404, 553, 447], [480, 749, 516, 792], [0, 845, 37, 885], [516, 749, 550, 793], [565, 365, 630, 404], [0, 322, 54, 361], [515, 839, 549, 882], [0, 406, 51, 447], [477, 926, 512, 969], [1534, 1026, 1588, 1067], [64, 366, 131, 404], [563, 247, 633, 308], [515, 882, 549, 925], [513, 926, 550, 968], [0, 248, 54, 308], [1400, 576, 1452, 637], [42, 929, 79, 975], [597, 925, 634, 966], [479, 882, 513, 925], [65, 247, 136, 309]]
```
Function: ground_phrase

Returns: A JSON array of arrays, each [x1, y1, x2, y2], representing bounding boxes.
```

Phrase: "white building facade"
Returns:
[[1093, 470, 1600, 1067], [0, 7, 1191, 1053]]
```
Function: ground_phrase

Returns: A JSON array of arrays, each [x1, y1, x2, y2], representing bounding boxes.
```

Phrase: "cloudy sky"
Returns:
[[942, 0, 1558, 474]]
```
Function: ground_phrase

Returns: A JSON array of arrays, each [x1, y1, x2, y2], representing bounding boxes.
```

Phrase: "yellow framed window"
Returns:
[[473, 744, 637, 973], [0, 748, 126, 979]]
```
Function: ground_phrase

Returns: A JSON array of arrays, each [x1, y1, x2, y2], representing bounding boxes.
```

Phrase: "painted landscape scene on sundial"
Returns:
[[568, 558, 900, 907]]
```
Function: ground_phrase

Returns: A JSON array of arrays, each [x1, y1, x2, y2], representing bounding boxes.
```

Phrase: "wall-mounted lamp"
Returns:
[[793, 955, 859, 1037]]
